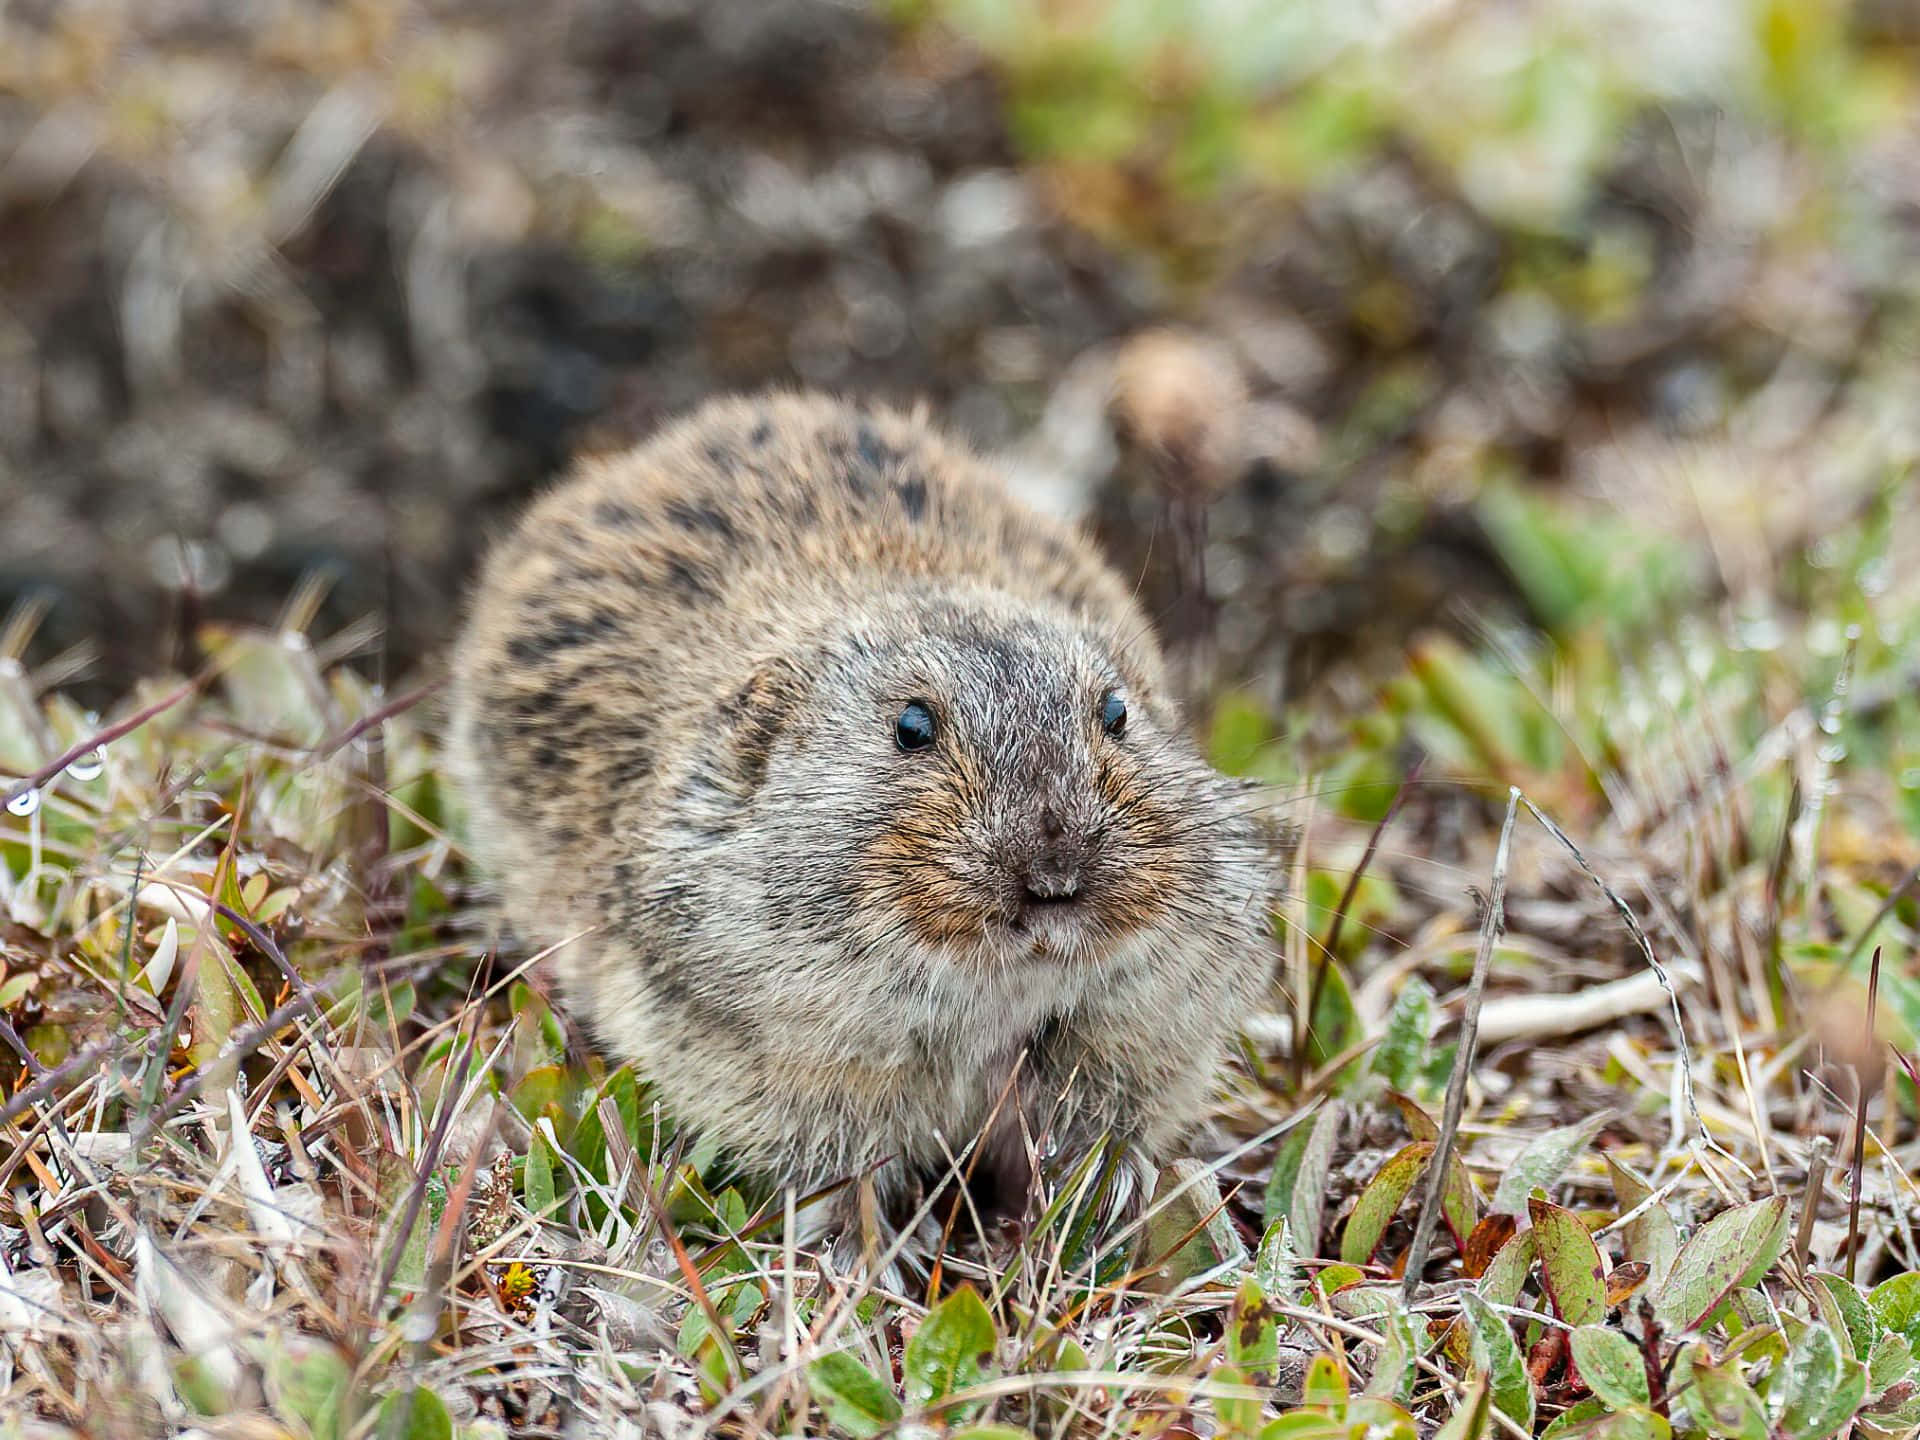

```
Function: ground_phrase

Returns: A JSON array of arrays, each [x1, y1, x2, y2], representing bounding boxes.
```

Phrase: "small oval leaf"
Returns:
[[1569, 1325, 1650, 1409], [376, 1388, 453, 1440], [1684, 1346, 1767, 1440], [809, 1352, 904, 1437], [1478, 1229, 1537, 1308], [903, 1285, 997, 1410], [1491, 1115, 1610, 1216], [1340, 1142, 1430, 1265], [1302, 1352, 1351, 1411], [1461, 1291, 1535, 1431], [1531, 1197, 1608, 1326], [1777, 1323, 1869, 1440], [1650, 1196, 1788, 1333]]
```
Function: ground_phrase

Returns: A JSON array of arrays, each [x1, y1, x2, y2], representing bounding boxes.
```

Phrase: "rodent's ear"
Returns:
[[716, 654, 811, 794]]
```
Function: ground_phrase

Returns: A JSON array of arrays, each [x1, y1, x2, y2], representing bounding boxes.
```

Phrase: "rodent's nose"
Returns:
[[1023, 862, 1082, 904], [1015, 804, 1095, 907]]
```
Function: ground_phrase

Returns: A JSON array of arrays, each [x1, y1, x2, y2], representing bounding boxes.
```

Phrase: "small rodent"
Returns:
[[450, 391, 1276, 1266]]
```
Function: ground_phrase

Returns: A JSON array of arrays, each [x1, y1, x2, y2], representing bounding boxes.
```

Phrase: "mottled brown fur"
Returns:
[[450, 391, 1276, 1264]]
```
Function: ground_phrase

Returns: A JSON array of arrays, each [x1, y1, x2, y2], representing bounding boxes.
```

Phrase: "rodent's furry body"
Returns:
[[451, 392, 1275, 1258]]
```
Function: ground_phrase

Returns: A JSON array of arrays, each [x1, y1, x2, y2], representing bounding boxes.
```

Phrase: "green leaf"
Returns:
[[1490, 1115, 1610, 1216], [1254, 1217, 1304, 1303], [1775, 1323, 1868, 1440], [1258, 1415, 1348, 1440], [808, 1352, 903, 1438], [1228, 1279, 1279, 1372], [523, 1129, 556, 1217], [1048, 1334, 1090, 1373], [378, 1388, 454, 1440], [1683, 1347, 1767, 1440], [1143, 1158, 1246, 1282], [1340, 1141, 1430, 1264], [1345, 1397, 1418, 1439], [171, 1355, 231, 1417], [1531, 1197, 1608, 1326], [1214, 1362, 1266, 1438], [1328, 1283, 1396, 1320], [1869, 1271, 1920, 1353], [1865, 1328, 1914, 1392], [1440, 1152, 1482, 1249], [1433, 1376, 1494, 1440], [1461, 1291, 1535, 1431], [903, 1285, 997, 1411], [509, 1063, 567, 1125], [1277, 1105, 1341, 1257], [1478, 1229, 1537, 1308], [1264, 1120, 1313, 1227], [571, 1067, 644, 1184], [1605, 1155, 1680, 1289], [1651, 1197, 1789, 1332], [267, 1342, 351, 1440], [0, 971, 34, 1011], [1316, 1262, 1365, 1294], [1301, 1353, 1350, 1412], [1389, 1092, 1439, 1141], [1371, 978, 1434, 1090], [1538, 1398, 1608, 1440], [949, 1428, 1038, 1440], [1808, 1271, 1877, 1358], [1544, 1404, 1670, 1439], [1306, 958, 1360, 1070], [1570, 1326, 1650, 1409], [1363, 1304, 1421, 1404]]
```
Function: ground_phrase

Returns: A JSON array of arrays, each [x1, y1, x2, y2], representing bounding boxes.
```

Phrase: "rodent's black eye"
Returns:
[[895, 700, 937, 752], [1100, 690, 1128, 738]]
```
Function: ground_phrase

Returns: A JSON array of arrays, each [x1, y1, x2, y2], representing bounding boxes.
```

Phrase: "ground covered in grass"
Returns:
[[4, 460, 1920, 1438]]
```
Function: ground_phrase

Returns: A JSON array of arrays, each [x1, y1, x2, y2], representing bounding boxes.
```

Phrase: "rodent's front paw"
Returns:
[[1038, 1139, 1154, 1237], [1087, 1147, 1156, 1245], [803, 1175, 936, 1292]]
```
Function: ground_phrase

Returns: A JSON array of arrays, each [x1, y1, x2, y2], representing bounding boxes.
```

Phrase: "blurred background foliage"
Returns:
[[1, 0, 1917, 768]]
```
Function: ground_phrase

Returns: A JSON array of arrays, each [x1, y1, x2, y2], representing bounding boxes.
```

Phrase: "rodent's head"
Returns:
[[664, 584, 1263, 974]]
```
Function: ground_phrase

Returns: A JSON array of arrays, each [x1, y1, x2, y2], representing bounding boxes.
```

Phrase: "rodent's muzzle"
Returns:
[[1013, 807, 1098, 911]]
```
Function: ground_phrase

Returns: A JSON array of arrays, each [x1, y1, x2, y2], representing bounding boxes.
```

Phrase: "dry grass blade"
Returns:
[[1403, 785, 1518, 1302], [1517, 793, 1706, 1144], [1793, 1135, 1832, 1272], [1845, 946, 1880, 1282]]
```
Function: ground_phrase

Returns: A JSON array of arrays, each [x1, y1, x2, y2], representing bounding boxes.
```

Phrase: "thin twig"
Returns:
[[2, 672, 212, 810], [313, 678, 443, 761], [1792, 1135, 1832, 1272], [1299, 755, 1425, 1086], [1519, 794, 1706, 1142], [1403, 785, 1518, 1302], [1841, 865, 1920, 967], [1846, 946, 1880, 1283], [628, 1139, 742, 1381], [0, 1039, 127, 1132]]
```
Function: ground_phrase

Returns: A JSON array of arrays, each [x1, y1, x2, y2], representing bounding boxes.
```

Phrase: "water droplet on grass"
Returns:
[[66, 748, 105, 780], [6, 788, 40, 817]]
